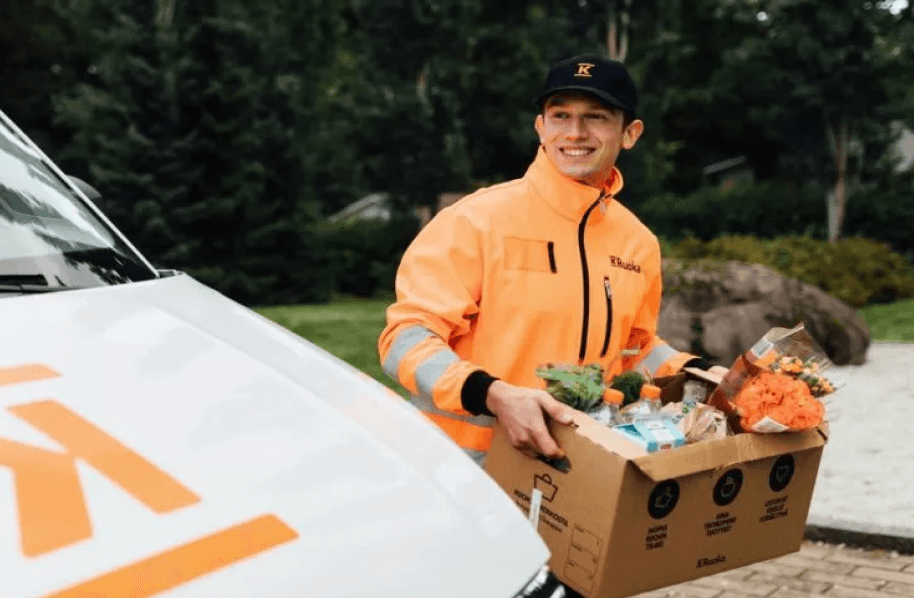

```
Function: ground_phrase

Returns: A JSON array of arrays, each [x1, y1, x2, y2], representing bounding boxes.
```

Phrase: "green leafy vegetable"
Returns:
[[609, 371, 646, 406], [535, 363, 605, 411]]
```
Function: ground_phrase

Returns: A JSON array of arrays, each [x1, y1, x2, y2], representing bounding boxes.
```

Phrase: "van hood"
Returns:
[[0, 274, 547, 598]]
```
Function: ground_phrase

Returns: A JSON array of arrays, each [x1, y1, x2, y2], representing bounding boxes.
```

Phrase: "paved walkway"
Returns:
[[805, 342, 914, 549], [634, 540, 914, 597]]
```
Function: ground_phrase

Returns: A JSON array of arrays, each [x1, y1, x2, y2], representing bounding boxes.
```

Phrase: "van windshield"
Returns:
[[0, 119, 157, 294]]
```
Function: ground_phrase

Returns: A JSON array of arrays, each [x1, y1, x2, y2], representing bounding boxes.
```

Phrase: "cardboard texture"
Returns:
[[485, 385, 827, 598]]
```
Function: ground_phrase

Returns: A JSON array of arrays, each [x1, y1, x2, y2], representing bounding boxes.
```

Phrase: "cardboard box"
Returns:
[[485, 391, 827, 598]]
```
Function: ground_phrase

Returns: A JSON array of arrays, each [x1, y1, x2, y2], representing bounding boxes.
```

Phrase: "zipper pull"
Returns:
[[603, 275, 612, 297]]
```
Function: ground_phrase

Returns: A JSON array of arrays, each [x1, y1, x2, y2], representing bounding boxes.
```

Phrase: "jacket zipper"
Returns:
[[600, 275, 613, 357], [577, 192, 606, 361]]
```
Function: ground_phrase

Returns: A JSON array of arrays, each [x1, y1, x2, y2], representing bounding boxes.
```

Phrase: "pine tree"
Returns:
[[53, 0, 336, 304]]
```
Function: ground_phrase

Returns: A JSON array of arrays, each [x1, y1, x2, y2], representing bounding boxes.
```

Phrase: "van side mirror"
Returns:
[[67, 175, 102, 201]]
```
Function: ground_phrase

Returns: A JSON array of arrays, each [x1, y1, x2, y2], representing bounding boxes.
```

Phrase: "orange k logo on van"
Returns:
[[0, 363, 299, 598]]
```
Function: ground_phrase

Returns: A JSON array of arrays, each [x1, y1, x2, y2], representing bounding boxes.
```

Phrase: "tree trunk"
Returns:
[[416, 62, 432, 115], [607, 0, 631, 62], [156, 0, 177, 28], [825, 117, 850, 243]]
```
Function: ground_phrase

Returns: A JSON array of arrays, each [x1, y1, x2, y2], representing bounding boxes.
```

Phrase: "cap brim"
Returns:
[[534, 86, 634, 116]]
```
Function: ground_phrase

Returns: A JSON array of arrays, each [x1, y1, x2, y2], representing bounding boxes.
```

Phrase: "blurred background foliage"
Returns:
[[2, 0, 913, 306]]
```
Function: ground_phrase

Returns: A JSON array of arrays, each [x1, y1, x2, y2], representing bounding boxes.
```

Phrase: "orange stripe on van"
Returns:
[[424, 412, 493, 452], [0, 364, 59, 387], [43, 514, 299, 598]]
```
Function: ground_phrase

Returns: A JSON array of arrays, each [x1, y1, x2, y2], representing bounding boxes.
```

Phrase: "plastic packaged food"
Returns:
[[660, 400, 729, 443]]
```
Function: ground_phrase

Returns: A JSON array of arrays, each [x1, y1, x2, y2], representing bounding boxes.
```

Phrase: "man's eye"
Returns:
[[550, 112, 569, 119], [587, 113, 609, 121]]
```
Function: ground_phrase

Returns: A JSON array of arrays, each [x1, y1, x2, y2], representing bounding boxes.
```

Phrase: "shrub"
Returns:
[[637, 181, 825, 241], [315, 215, 419, 298], [638, 178, 914, 264], [845, 182, 914, 263], [666, 235, 914, 308]]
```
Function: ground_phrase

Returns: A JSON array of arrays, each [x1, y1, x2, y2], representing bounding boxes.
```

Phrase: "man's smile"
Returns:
[[560, 147, 595, 157]]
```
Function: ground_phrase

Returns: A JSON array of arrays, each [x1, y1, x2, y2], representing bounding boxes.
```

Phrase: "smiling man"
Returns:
[[379, 53, 712, 468]]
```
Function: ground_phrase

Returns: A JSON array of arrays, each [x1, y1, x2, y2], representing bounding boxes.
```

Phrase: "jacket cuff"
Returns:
[[461, 370, 498, 417], [682, 357, 712, 371]]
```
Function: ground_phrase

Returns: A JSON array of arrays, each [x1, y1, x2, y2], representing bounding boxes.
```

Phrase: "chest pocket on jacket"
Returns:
[[503, 237, 557, 273]]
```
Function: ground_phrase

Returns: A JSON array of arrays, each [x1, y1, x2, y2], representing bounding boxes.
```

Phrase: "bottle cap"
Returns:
[[640, 384, 661, 399], [603, 388, 624, 405]]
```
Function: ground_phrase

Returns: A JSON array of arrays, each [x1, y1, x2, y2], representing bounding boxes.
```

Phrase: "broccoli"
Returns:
[[609, 371, 646, 406]]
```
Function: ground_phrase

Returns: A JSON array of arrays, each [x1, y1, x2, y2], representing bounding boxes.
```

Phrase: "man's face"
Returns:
[[534, 93, 643, 189]]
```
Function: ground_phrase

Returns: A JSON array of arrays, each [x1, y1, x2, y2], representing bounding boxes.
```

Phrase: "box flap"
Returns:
[[631, 428, 826, 482], [682, 366, 724, 386], [565, 410, 649, 460]]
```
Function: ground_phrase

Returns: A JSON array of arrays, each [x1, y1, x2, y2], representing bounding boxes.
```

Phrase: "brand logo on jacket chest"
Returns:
[[610, 256, 641, 273]]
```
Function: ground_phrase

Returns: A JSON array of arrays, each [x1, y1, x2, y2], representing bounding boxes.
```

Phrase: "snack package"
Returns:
[[660, 401, 729, 443], [707, 324, 839, 433]]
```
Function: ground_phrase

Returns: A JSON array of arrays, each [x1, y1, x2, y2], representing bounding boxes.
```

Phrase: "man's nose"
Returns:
[[565, 117, 587, 139]]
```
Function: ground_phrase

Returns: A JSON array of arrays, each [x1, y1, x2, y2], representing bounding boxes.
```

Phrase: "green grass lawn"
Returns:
[[256, 297, 914, 390], [255, 296, 407, 395], [859, 298, 914, 342]]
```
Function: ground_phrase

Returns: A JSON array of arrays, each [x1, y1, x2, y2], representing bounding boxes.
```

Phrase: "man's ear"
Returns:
[[534, 114, 545, 143], [622, 119, 644, 150]]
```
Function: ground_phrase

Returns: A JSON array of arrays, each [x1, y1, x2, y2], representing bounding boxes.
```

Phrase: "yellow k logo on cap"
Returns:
[[574, 63, 595, 77]]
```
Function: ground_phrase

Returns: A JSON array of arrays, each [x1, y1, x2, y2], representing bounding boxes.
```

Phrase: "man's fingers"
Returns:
[[540, 394, 574, 425], [531, 425, 564, 458], [508, 429, 531, 450]]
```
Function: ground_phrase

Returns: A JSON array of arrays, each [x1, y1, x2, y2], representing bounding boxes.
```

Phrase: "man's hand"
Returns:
[[485, 380, 575, 458]]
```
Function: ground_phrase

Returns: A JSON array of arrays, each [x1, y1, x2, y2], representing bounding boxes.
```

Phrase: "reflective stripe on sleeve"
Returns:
[[382, 326, 435, 381], [411, 393, 495, 453], [415, 350, 460, 399], [634, 342, 679, 377]]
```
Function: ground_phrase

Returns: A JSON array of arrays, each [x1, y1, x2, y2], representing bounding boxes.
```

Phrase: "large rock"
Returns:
[[658, 260, 871, 366]]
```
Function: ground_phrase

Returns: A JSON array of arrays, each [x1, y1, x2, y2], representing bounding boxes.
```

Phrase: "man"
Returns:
[[378, 53, 713, 466]]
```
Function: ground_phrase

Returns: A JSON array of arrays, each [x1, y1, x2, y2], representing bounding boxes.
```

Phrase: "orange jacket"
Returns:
[[378, 148, 697, 458]]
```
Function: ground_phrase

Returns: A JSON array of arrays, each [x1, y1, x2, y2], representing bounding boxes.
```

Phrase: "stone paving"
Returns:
[[633, 541, 914, 597], [806, 342, 914, 544]]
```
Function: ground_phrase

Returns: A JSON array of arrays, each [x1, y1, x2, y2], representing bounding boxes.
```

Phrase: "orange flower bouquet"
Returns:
[[707, 324, 839, 434], [732, 370, 826, 433]]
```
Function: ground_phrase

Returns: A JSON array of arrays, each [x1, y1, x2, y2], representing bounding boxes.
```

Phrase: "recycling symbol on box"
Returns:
[[713, 469, 744, 506], [647, 480, 680, 520], [769, 455, 795, 492]]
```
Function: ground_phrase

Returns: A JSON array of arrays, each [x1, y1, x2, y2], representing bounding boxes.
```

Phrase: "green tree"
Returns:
[[0, 0, 93, 150], [53, 0, 341, 304], [712, 0, 907, 241]]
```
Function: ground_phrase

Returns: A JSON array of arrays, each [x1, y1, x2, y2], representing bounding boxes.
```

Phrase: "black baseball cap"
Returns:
[[534, 53, 638, 117]]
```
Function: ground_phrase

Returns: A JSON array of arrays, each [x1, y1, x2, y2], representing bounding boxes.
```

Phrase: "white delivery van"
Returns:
[[0, 109, 561, 598]]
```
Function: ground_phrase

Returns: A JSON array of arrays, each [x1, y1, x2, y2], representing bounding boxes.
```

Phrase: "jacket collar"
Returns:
[[524, 146, 624, 224]]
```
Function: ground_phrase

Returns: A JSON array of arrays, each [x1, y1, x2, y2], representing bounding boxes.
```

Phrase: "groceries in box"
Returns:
[[536, 323, 838, 454], [485, 324, 835, 597]]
